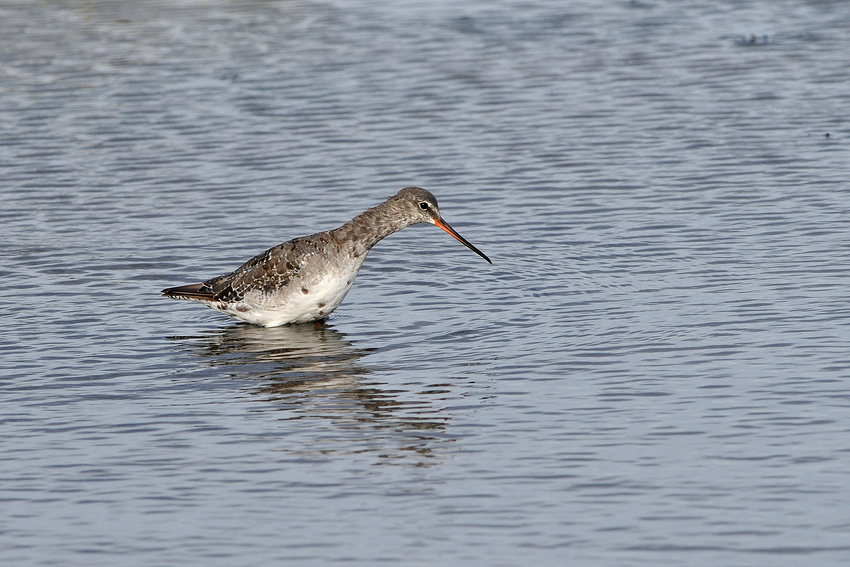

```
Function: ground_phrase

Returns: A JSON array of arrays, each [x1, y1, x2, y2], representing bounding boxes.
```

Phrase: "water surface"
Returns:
[[2, 1, 850, 565]]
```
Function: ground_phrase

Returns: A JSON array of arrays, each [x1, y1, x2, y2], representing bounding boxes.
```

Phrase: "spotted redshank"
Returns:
[[162, 186, 491, 327]]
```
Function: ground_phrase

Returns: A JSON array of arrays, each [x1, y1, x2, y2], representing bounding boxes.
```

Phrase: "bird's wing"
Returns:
[[201, 236, 321, 303]]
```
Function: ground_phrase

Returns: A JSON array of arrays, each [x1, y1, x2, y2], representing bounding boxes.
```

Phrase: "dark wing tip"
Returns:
[[161, 283, 215, 301]]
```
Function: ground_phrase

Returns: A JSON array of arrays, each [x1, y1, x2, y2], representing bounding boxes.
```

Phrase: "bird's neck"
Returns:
[[332, 198, 410, 254]]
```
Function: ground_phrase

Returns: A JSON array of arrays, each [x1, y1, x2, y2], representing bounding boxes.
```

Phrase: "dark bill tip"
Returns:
[[433, 218, 492, 264]]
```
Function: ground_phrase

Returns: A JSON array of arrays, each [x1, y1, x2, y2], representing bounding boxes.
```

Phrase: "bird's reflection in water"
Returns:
[[169, 322, 453, 465]]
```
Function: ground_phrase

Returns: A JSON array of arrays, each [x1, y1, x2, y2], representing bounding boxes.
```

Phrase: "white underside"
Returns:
[[209, 259, 364, 327]]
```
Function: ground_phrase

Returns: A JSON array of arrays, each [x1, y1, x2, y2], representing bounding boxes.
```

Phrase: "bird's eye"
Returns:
[[419, 202, 429, 210]]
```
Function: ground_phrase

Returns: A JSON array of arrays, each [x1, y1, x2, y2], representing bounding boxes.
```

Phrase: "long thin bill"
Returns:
[[432, 217, 492, 264]]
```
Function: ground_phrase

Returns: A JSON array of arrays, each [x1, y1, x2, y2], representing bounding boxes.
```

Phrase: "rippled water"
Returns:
[[3, 0, 850, 565]]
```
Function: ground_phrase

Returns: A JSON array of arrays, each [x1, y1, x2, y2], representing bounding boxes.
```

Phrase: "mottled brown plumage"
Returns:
[[162, 187, 490, 327]]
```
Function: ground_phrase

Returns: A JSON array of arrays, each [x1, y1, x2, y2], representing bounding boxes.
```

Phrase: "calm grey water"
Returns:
[[2, 0, 850, 565]]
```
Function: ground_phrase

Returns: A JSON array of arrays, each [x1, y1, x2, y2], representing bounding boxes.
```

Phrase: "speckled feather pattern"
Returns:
[[162, 187, 489, 327], [197, 234, 335, 304]]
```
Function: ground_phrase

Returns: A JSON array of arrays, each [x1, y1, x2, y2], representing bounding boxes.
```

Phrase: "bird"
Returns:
[[162, 186, 491, 327]]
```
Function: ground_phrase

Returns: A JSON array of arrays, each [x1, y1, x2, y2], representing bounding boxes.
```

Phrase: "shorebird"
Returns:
[[162, 186, 491, 327]]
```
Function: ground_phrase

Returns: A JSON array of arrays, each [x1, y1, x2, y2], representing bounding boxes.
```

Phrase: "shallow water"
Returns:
[[2, 0, 850, 565]]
